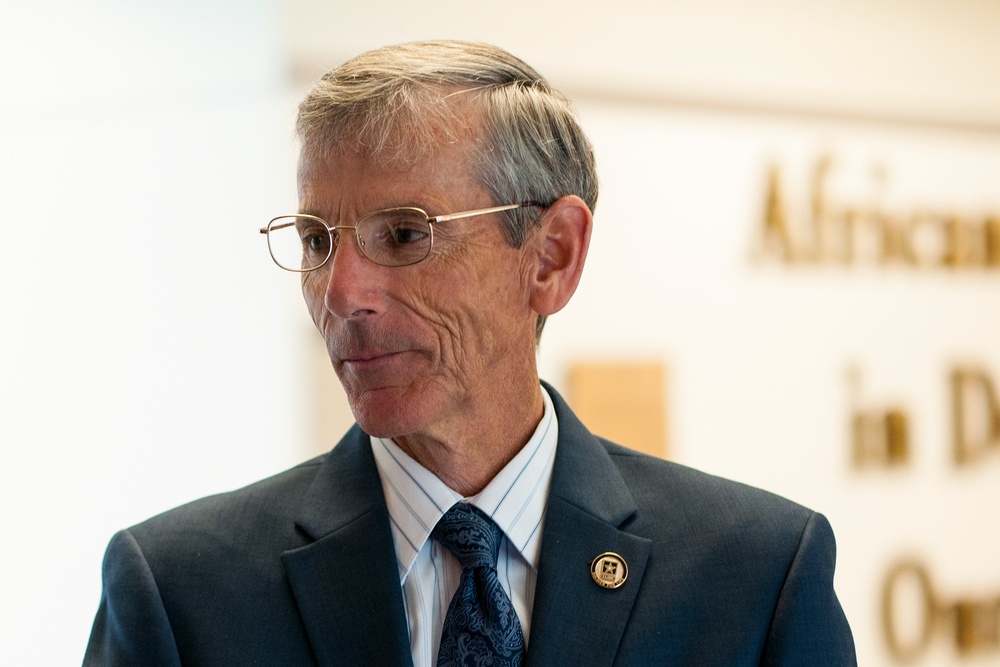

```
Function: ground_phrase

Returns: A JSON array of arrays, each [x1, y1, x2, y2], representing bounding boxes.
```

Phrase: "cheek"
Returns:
[[416, 260, 529, 354], [395, 282, 458, 341], [301, 274, 327, 325]]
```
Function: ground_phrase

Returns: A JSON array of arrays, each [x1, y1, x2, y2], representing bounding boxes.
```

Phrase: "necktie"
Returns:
[[432, 502, 525, 667]]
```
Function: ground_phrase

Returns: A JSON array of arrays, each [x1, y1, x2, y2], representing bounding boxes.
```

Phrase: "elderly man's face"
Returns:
[[297, 132, 540, 446]]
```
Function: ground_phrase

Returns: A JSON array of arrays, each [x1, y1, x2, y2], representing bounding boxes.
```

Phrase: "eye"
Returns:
[[365, 209, 431, 247], [296, 220, 332, 256], [387, 221, 429, 246], [359, 208, 433, 266]]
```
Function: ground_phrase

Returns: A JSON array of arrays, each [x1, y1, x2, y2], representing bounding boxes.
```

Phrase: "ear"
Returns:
[[526, 195, 593, 317]]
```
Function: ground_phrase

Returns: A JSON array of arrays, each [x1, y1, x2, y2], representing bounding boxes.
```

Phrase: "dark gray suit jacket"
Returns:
[[85, 386, 856, 665]]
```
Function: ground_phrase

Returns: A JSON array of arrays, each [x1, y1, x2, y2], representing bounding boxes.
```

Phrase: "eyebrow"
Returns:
[[297, 202, 437, 221], [297, 208, 327, 219]]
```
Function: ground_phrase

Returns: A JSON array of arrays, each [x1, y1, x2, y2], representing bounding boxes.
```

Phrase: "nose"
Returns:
[[321, 228, 384, 320]]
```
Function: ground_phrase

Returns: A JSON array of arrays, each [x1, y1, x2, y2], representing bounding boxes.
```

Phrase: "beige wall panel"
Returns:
[[567, 362, 668, 459]]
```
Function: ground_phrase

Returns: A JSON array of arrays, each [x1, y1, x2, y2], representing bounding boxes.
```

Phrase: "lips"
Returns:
[[341, 349, 405, 366], [325, 321, 412, 362], [333, 338, 410, 363], [342, 348, 393, 362], [333, 339, 420, 375], [336, 350, 424, 394], [321, 319, 428, 386]]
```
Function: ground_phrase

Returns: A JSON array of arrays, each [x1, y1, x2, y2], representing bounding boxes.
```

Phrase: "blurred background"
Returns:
[[2, 1, 999, 664]]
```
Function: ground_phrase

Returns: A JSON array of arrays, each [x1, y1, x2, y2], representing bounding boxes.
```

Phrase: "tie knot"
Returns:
[[431, 503, 503, 570]]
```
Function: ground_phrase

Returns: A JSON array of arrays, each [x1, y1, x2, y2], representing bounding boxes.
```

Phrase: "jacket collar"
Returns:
[[526, 383, 652, 667], [282, 425, 414, 667]]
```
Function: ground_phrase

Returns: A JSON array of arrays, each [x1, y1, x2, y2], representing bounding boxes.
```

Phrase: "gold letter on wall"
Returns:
[[951, 368, 1000, 465]]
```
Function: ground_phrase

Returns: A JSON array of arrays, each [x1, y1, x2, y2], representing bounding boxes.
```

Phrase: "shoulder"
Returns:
[[585, 446, 855, 663], [139, 453, 325, 526], [595, 440, 851, 646], [125, 453, 327, 559], [546, 381, 819, 550], [602, 438, 807, 509], [598, 438, 821, 552], [90, 452, 342, 664]]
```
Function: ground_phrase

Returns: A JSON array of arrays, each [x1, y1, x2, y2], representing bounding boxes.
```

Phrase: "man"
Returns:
[[86, 41, 856, 666]]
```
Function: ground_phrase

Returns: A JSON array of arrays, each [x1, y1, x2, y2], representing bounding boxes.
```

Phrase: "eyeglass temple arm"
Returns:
[[259, 218, 300, 234], [260, 218, 338, 234], [260, 201, 549, 232], [429, 201, 547, 224]]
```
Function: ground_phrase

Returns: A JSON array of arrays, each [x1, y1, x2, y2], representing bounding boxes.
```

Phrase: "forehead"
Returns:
[[297, 124, 486, 212], [299, 147, 467, 207]]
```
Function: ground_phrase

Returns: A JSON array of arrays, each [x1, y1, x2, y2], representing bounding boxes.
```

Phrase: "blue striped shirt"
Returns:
[[370, 386, 559, 667]]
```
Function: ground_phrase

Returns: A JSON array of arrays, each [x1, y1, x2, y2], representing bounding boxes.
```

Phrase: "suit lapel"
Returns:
[[526, 386, 652, 667], [280, 387, 648, 667], [282, 426, 413, 667]]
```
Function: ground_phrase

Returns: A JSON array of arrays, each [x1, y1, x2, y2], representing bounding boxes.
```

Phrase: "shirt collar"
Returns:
[[371, 386, 559, 582]]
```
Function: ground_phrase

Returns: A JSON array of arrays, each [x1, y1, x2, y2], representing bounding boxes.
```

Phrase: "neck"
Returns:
[[394, 377, 545, 497]]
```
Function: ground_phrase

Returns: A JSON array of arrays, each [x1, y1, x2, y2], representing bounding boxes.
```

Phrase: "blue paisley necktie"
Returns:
[[432, 502, 525, 667]]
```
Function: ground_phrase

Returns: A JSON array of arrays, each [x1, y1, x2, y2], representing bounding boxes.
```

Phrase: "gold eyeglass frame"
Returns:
[[260, 202, 539, 272]]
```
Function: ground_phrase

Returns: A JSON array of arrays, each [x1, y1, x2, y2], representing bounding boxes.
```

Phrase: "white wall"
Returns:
[[287, 0, 1000, 129], [0, 2, 309, 663]]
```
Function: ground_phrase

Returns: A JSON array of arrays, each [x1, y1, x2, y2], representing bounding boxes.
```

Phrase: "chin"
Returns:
[[346, 388, 432, 440]]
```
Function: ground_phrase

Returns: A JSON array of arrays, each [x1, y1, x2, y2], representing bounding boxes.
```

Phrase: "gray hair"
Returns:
[[296, 41, 599, 341]]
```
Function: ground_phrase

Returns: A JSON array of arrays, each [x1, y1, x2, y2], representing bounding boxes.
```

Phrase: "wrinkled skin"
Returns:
[[297, 136, 545, 492]]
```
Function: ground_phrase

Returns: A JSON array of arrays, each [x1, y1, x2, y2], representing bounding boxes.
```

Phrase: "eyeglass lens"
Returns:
[[266, 208, 433, 271]]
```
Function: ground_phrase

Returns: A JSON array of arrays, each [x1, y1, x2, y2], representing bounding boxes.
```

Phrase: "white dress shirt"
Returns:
[[370, 386, 559, 667]]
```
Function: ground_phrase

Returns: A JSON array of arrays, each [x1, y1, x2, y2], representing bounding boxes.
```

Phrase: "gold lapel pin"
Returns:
[[590, 552, 628, 589]]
